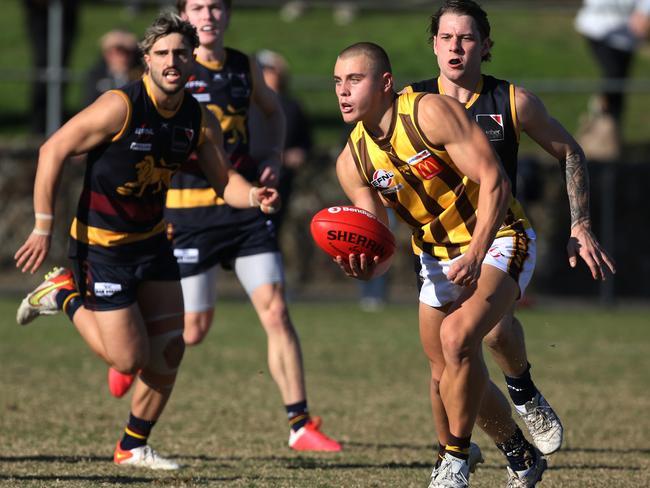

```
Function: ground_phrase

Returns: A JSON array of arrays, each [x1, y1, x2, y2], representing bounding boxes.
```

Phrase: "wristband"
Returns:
[[34, 212, 54, 235], [249, 186, 260, 207]]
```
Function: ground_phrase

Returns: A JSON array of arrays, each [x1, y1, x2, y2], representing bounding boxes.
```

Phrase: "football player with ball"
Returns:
[[332, 42, 543, 487]]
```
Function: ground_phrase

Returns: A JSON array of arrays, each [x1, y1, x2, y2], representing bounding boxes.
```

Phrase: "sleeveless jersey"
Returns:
[[166, 47, 259, 229], [347, 92, 529, 261], [69, 77, 203, 265], [406, 75, 520, 194]]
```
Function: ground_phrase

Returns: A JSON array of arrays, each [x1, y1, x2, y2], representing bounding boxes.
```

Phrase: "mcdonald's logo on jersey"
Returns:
[[407, 149, 443, 180]]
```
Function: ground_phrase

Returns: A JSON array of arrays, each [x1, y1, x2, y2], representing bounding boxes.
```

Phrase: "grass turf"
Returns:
[[1, 298, 649, 487]]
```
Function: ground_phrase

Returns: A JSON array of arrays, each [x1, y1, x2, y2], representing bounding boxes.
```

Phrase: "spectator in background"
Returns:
[[84, 29, 143, 106], [23, 0, 79, 135], [575, 0, 650, 159], [251, 49, 313, 232]]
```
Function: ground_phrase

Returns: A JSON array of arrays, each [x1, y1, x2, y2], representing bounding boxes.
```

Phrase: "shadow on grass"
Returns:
[[0, 474, 242, 484]]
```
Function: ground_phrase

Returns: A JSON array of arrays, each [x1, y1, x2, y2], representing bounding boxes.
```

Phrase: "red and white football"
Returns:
[[310, 206, 396, 265]]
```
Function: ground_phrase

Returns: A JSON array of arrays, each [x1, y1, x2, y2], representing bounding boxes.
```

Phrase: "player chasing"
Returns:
[[107, 0, 341, 452], [403, 0, 615, 467], [15, 12, 278, 470], [333, 42, 548, 487]]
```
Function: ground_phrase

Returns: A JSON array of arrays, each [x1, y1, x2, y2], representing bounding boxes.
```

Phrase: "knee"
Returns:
[[440, 318, 479, 364], [260, 299, 293, 335], [112, 351, 149, 374], [183, 311, 212, 346]]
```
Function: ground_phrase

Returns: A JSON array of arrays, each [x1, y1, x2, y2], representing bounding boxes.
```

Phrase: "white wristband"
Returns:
[[249, 186, 260, 207], [35, 213, 54, 220], [32, 228, 51, 236]]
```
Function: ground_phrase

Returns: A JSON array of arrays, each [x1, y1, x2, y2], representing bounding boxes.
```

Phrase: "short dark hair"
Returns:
[[428, 0, 493, 62], [338, 42, 392, 77], [176, 0, 232, 15], [139, 11, 199, 56]]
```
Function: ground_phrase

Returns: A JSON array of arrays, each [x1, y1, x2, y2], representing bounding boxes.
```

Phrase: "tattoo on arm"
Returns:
[[561, 151, 591, 228]]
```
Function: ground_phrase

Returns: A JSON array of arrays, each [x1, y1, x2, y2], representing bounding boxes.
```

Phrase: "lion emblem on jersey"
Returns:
[[117, 156, 179, 197], [207, 103, 247, 145]]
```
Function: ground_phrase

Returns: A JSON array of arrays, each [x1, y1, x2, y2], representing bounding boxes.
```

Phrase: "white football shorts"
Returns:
[[417, 229, 536, 308]]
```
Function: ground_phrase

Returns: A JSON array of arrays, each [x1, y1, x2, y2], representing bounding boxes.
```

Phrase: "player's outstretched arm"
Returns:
[[515, 86, 616, 280], [196, 106, 280, 213], [418, 94, 511, 287], [334, 143, 387, 280], [250, 58, 286, 188], [14, 91, 128, 274]]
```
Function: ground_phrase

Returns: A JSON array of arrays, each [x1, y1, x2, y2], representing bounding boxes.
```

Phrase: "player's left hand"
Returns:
[[567, 222, 616, 280], [447, 251, 482, 287], [15, 232, 51, 274], [253, 186, 281, 214], [335, 253, 379, 281]]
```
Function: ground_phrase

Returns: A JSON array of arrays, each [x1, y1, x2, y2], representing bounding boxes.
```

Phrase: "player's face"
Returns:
[[334, 54, 385, 124], [144, 33, 194, 95], [181, 0, 229, 47], [433, 13, 489, 83]]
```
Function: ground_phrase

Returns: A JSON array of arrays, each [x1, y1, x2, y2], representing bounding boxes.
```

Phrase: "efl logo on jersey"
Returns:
[[407, 149, 443, 180], [371, 169, 403, 195], [371, 169, 394, 188], [94, 282, 122, 297], [476, 114, 504, 141]]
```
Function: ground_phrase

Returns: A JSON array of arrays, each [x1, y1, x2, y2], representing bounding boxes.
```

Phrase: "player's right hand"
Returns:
[[15, 233, 51, 274], [335, 253, 379, 281]]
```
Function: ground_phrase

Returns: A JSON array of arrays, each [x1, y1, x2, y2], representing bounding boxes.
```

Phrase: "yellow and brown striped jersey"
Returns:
[[346, 91, 530, 261]]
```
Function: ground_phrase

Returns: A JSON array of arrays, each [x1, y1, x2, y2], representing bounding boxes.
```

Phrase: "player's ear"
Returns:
[[481, 37, 492, 60], [382, 72, 393, 93]]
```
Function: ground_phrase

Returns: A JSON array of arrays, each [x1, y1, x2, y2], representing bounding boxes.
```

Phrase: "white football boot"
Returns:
[[515, 393, 563, 455]]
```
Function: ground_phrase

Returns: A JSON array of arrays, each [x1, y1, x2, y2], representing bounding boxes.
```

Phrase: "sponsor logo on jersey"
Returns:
[[171, 126, 194, 153], [476, 114, 505, 141], [193, 93, 211, 103], [407, 149, 443, 180], [134, 126, 155, 139], [371, 169, 403, 195], [186, 78, 208, 92], [129, 142, 152, 151], [94, 282, 122, 297], [174, 248, 199, 263]]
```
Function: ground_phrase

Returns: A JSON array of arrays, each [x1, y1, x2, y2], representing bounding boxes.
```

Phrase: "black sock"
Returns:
[[286, 400, 310, 432], [504, 363, 538, 406], [55, 289, 82, 322], [496, 426, 537, 472], [445, 434, 471, 460], [435, 442, 446, 468], [120, 413, 156, 450]]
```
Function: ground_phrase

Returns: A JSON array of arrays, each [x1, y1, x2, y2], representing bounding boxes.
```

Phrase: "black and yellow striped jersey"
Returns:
[[68, 76, 203, 265], [347, 91, 530, 261], [165, 47, 259, 229], [405, 75, 520, 194]]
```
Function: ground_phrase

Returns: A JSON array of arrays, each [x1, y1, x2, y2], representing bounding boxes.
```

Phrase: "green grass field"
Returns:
[[1, 299, 649, 487], [2, 1, 650, 149]]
